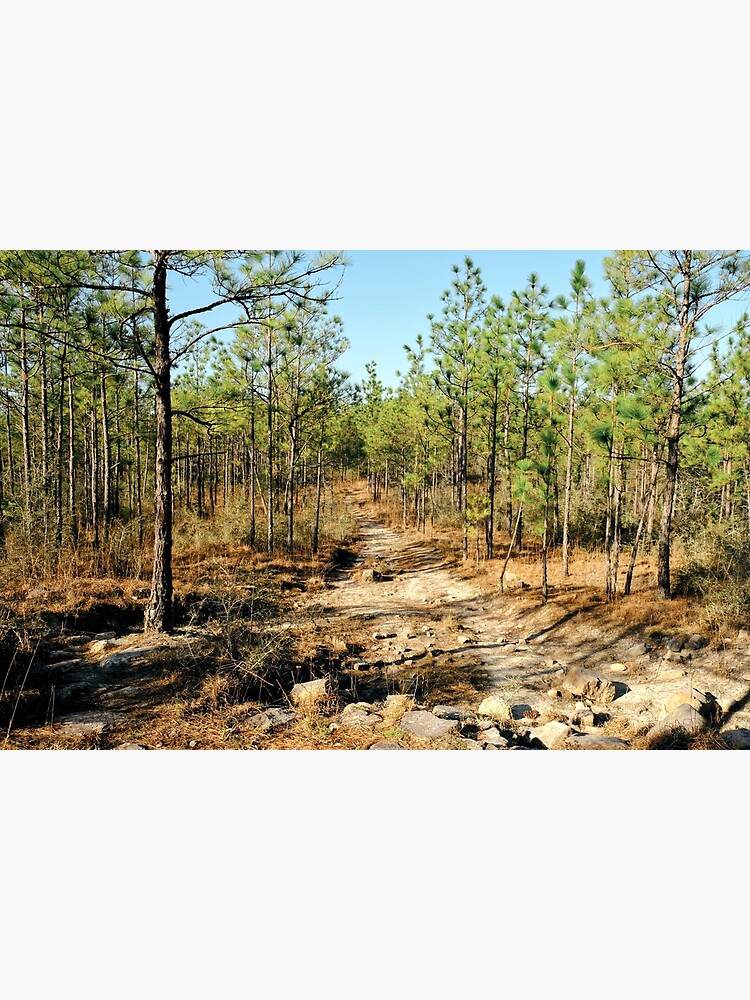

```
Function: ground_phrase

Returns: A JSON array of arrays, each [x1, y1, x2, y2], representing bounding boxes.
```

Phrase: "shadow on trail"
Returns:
[[523, 603, 603, 642], [722, 684, 750, 725]]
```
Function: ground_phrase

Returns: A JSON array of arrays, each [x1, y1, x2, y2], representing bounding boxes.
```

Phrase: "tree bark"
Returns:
[[145, 253, 174, 633]]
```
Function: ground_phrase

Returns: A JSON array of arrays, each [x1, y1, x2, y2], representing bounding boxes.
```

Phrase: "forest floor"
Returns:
[[4, 486, 750, 749]]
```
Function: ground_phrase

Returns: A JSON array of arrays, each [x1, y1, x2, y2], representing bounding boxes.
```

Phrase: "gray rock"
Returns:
[[561, 666, 617, 704], [339, 704, 381, 729], [54, 711, 125, 736], [722, 729, 750, 749], [48, 650, 78, 663], [399, 710, 458, 739], [625, 642, 648, 658], [46, 658, 83, 671], [248, 707, 297, 733], [369, 741, 405, 750], [100, 647, 161, 670], [94, 631, 118, 641], [566, 733, 630, 750], [663, 687, 721, 722], [685, 634, 707, 651], [115, 742, 148, 750], [649, 703, 707, 740], [663, 648, 690, 663], [431, 705, 473, 721], [667, 636, 687, 652], [460, 738, 485, 750]]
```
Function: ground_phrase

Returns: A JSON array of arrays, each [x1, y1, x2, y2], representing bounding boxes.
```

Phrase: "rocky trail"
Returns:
[[298, 488, 750, 749], [13, 487, 750, 749]]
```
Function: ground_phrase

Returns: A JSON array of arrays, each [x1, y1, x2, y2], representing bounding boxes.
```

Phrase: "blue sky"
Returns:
[[166, 250, 750, 389], [331, 250, 612, 387]]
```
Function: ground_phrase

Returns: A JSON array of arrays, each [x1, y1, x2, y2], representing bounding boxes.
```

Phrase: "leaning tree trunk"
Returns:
[[145, 255, 174, 633]]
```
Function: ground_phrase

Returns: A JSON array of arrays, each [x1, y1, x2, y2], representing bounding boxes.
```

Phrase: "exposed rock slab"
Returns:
[[54, 711, 125, 737], [399, 710, 457, 739]]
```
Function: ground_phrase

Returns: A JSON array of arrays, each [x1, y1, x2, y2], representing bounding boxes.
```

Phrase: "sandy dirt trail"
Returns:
[[304, 488, 750, 738], [306, 488, 568, 713]]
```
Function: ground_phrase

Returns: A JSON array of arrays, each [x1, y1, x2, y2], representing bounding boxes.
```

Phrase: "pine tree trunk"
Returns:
[[145, 254, 174, 633]]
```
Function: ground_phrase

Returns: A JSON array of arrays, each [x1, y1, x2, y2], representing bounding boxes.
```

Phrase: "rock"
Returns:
[[290, 677, 329, 708], [547, 688, 563, 700], [608, 662, 629, 674], [47, 650, 77, 663], [566, 733, 630, 750], [577, 710, 596, 728], [372, 631, 396, 640], [663, 688, 722, 723], [114, 742, 148, 750], [431, 705, 473, 721], [477, 695, 512, 723], [54, 711, 125, 737], [369, 741, 405, 750], [94, 631, 118, 641], [89, 639, 118, 655], [736, 629, 750, 643], [663, 649, 690, 663], [667, 635, 688, 652], [685, 634, 708, 651], [480, 727, 510, 748], [529, 721, 572, 749], [460, 739, 485, 750], [248, 707, 297, 733], [722, 729, 750, 749], [399, 710, 458, 739], [100, 647, 162, 670], [561, 666, 617, 704], [339, 704, 381, 730], [46, 657, 82, 671], [649, 703, 707, 740], [658, 666, 688, 682], [625, 642, 649, 658]]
